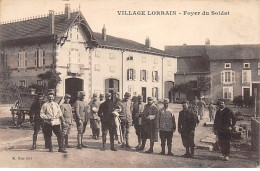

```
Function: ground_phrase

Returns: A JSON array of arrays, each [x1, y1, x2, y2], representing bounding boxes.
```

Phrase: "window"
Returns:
[[127, 69, 136, 81], [70, 25, 78, 41], [95, 64, 101, 71], [140, 70, 147, 81], [19, 80, 26, 87], [154, 58, 158, 64], [3, 53, 8, 67], [142, 57, 146, 63], [221, 70, 235, 84], [37, 80, 43, 85], [243, 63, 250, 68], [127, 56, 133, 61], [95, 51, 100, 57], [167, 60, 172, 66], [69, 48, 80, 64], [152, 71, 159, 82], [18, 51, 26, 68], [152, 87, 159, 100], [258, 62, 260, 68], [223, 86, 233, 100], [109, 53, 115, 59], [109, 66, 115, 73], [258, 70, 260, 76], [242, 70, 251, 83], [224, 63, 231, 68], [35, 49, 45, 67]]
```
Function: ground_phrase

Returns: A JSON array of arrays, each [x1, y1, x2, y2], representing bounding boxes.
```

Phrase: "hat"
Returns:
[[64, 94, 71, 99], [147, 97, 154, 101], [105, 92, 111, 97], [48, 89, 55, 95], [124, 92, 131, 98], [182, 100, 189, 105], [37, 92, 44, 96], [163, 98, 169, 104], [100, 94, 104, 97], [114, 92, 119, 95], [138, 95, 143, 99], [93, 93, 98, 99], [78, 91, 85, 97]]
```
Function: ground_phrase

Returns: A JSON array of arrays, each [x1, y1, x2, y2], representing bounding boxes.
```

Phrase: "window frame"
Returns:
[[243, 63, 250, 69], [242, 70, 251, 83], [19, 80, 26, 87], [224, 63, 231, 69], [140, 70, 147, 81], [223, 86, 233, 100]]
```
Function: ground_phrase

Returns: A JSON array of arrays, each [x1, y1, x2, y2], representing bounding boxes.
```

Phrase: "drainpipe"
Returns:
[[162, 55, 165, 99], [121, 49, 125, 99]]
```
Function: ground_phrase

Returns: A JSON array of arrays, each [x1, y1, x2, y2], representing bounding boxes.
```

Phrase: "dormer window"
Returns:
[[127, 56, 133, 61], [224, 63, 231, 69], [243, 63, 250, 68]]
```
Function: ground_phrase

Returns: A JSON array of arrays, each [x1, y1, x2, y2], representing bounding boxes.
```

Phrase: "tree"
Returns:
[[37, 70, 61, 93], [197, 76, 211, 97]]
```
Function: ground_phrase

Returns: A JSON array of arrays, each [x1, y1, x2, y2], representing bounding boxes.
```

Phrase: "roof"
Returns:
[[165, 44, 260, 60], [0, 12, 80, 42], [0, 11, 173, 57]]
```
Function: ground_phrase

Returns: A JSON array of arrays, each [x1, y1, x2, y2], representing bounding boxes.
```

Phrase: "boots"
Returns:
[[102, 139, 106, 151], [64, 135, 72, 148], [168, 146, 174, 156], [190, 147, 195, 157], [137, 138, 146, 151], [77, 133, 82, 149], [58, 135, 67, 153], [182, 147, 191, 158], [145, 141, 154, 154], [135, 135, 142, 149], [125, 135, 131, 149], [48, 140, 53, 152], [110, 141, 117, 151], [81, 134, 88, 148], [159, 145, 165, 155], [31, 135, 37, 150]]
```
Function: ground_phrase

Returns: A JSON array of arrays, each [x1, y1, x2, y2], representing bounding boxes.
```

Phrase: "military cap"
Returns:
[[100, 94, 104, 98], [64, 94, 71, 99], [163, 98, 169, 104], [93, 93, 98, 98], [183, 100, 189, 105], [78, 91, 85, 97], [48, 89, 55, 95], [138, 95, 143, 99], [147, 97, 154, 101], [124, 92, 131, 97], [105, 92, 111, 97]]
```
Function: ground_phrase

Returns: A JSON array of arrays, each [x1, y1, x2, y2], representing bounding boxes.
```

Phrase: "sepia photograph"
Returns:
[[0, 0, 259, 168]]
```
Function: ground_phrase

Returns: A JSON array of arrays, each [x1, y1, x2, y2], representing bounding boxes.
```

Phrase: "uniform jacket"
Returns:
[[98, 99, 114, 124], [214, 107, 236, 133], [141, 103, 159, 142], [158, 107, 176, 132], [74, 100, 88, 122], [132, 102, 145, 125], [88, 100, 101, 120], [118, 100, 133, 122], [60, 103, 73, 124], [30, 99, 45, 121], [178, 109, 197, 133]]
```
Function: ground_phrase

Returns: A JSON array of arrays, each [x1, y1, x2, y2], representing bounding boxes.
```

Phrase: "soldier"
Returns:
[[132, 95, 145, 149], [118, 92, 133, 148], [60, 94, 73, 148], [137, 97, 159, 154], [113, 92, 121, 108], [74, 91, 89, 149], [89, 93, 101, 140], [98, 93, 117, 151], [40, 91, 66, 153], [197, 97, 206, 120], [178, 101, 197, 158], [99, 93, 105, 104], [214, 100, 236, 161], [30, 92, 46, 150], [208, 101, 216, 122], [158, 98, 176, 156]]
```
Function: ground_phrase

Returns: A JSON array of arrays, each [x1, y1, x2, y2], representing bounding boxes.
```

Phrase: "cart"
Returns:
[[10, 93, 63, 127]]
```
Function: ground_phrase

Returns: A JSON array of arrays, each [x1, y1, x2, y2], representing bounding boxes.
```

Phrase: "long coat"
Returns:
[[141, 103, 159, 142]]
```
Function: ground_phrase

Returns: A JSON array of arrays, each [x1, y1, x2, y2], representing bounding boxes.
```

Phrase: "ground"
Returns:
[[0, 104, 259, 168]]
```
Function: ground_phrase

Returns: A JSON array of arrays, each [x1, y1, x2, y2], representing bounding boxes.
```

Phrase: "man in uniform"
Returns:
[[132, 95, 145, 149], [158, 98, 176, 156], [30, 92, 46, 150], [89, 93, 101, 140], [178, 101, 197, 158], [118, 92, 133, 148], [40, 91, 66, 153], [74, 91, 88, 149], [137, 97, 159, 154], [60, 94, 73, 148], [99, 94, 105, 104], [214, 100, 236, 161], [196, 97, 206, 120], [98, 93, 117, 151], [113, 92, 121, 108]]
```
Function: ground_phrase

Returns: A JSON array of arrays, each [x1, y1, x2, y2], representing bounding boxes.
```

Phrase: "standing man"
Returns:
[[113, 92, 121, 108], [118, 92, 133, 148], [98, 93, 117, 151], [158, 99, 176, 156], [60, 94, 73, 148], [208, 101, 216, 122], [74, 91, 88, 149], [137, 97, 159, 154], [30, 92, 46, 150], [214, 100, 236, 161], [40, 91, 66, 153], [132, 95, 145, 149], [178, 101, 197, 158], [197, 97, 206, 120], [89, 93, 101, 140], [99, 94, 105, 104]]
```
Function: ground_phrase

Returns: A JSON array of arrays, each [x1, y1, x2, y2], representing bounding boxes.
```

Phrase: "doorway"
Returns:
[[65, 78, 83, 104], [105, 78, 119, 102], [142, 87, 146, 103]]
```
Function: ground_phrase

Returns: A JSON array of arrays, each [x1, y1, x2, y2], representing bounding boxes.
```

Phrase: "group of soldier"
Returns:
[[29, 90, 237, 161]]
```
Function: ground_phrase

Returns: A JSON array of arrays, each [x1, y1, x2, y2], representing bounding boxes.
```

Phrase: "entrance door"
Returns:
[[142, 87, 146, 103], [65, 78, 83, 104], [105, 78, 119, 102], [165, 81, 174, 102], [243, 88, 250, 100]]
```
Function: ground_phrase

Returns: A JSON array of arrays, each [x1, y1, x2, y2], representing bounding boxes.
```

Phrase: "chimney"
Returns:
[[65, 4, 71, 20], [145, 37, 151, 49], [102, 25, 106, 41], [49, 10, 55, 34], [205, 38, 210, 45]]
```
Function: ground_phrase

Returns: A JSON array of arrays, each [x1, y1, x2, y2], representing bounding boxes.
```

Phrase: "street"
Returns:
[[0, 104, 258, 168]]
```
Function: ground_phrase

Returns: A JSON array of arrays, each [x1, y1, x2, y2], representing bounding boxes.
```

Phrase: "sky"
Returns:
[[0, 0, 259, 50]]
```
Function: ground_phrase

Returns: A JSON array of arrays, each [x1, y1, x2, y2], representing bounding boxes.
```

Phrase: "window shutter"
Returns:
[[152, 71, 154, 82], [18, 52, 20, 67], [133, 69, 136, 80], [147, 71, 149, 81], [232, 71, 235, 83], [127, 69, 129, 80], [43, 50, 45, 65], [221, 71, 224, 83], [248, 70, 251, 82], [25, 52, 27, 67], [140, 70, 142, 81]]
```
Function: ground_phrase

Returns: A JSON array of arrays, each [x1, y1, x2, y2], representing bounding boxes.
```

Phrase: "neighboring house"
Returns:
[[165, 43, 260, 103], [0, 4, 177, 104]]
